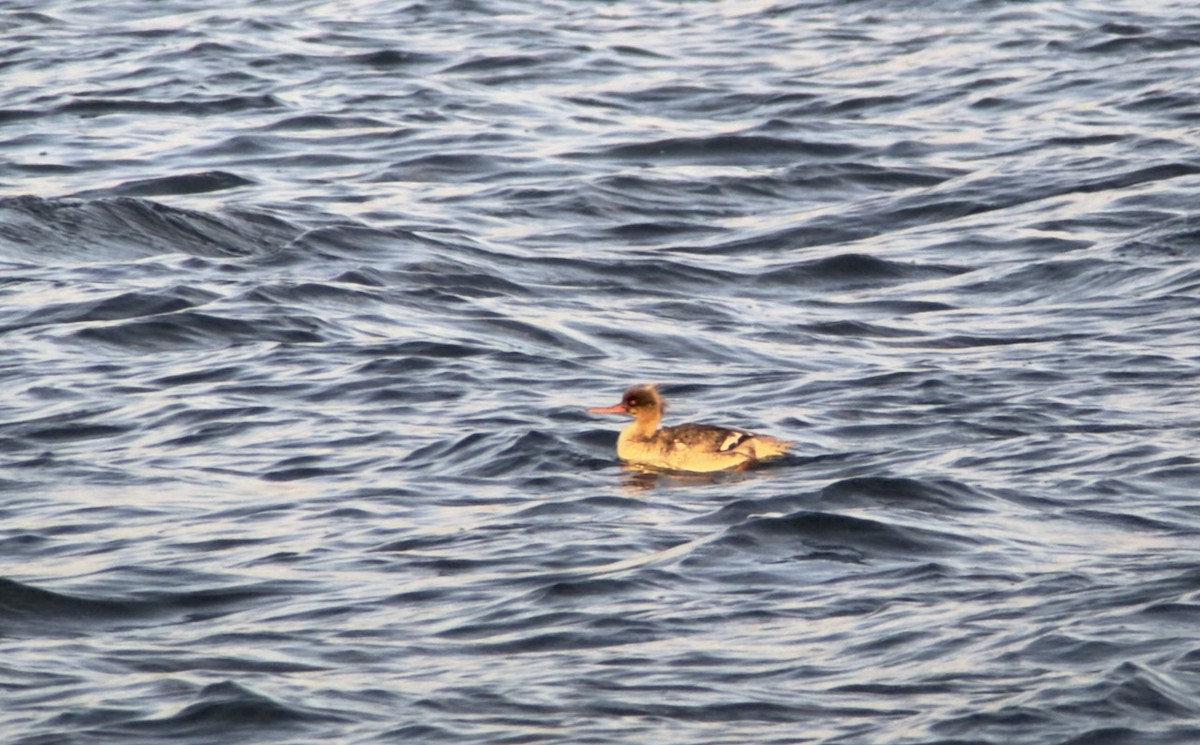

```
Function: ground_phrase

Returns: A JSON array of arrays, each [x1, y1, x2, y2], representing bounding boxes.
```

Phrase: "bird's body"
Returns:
[[589, 384, 791, 472]]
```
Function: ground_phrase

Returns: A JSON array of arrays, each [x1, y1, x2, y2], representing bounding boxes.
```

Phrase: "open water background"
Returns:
[[3, 1, 1200, 743]]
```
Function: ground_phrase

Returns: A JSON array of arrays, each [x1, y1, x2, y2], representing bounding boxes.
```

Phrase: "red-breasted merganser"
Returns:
[[588, 384, 792, 472]]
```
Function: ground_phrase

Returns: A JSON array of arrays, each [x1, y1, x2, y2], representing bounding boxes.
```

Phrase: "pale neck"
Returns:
[[628, 408, 661, 437]]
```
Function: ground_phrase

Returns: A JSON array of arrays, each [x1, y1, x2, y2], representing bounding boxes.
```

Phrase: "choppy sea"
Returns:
[[4, 1, 1200, 743]]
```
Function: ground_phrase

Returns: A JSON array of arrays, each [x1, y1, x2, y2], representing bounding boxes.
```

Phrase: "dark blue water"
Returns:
[[4, 1, 1200, 743]]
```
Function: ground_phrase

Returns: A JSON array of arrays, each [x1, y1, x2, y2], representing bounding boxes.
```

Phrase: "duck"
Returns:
[[588, 384, 791, 472]]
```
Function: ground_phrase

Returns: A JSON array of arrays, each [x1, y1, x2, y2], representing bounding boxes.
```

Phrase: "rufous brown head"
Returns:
[[588, 384, 662, 417]]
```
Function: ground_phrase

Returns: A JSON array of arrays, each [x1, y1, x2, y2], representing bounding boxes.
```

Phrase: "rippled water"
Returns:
[[4, 1, 1200, 743]]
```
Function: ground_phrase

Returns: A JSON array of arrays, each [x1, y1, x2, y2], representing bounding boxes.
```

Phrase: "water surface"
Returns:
[[3, 1, 1200, 743]]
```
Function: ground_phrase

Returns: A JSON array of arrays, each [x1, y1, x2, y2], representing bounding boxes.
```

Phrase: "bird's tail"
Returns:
[[748, 435, 792, 459]]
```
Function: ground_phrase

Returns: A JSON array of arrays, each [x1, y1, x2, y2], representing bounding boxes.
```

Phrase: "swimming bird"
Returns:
[[588, 384, 791, 472]]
